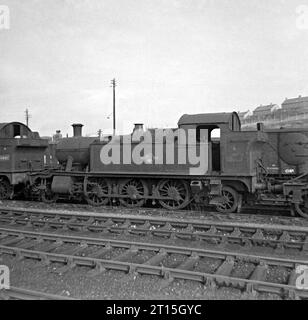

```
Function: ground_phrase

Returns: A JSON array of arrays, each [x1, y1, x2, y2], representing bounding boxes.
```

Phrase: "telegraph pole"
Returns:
[[111, 78, 116, 135], [25, 108, 31, 127]]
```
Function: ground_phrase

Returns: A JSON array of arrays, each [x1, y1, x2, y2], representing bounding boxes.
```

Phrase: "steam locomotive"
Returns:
[[0, 112, 307, 218]]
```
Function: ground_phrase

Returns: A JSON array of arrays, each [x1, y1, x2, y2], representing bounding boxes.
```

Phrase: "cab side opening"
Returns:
[[196, 125, 221, 172]]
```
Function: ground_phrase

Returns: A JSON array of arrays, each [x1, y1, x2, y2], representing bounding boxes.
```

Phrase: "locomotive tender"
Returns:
[[0, 112, 307, 218]]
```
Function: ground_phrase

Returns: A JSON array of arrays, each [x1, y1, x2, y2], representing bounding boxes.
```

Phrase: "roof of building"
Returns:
[[253, 104, 279, 113], [282, 96, 308, 108], [238, 110, 251, 116]]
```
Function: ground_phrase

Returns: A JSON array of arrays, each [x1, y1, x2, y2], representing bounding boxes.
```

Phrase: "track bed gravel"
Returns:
[[0, 254, 283, 300]]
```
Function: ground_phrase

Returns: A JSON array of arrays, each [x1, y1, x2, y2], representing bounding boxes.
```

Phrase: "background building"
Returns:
[[239, 96, 308, 130], [281, 95, 308, 114]]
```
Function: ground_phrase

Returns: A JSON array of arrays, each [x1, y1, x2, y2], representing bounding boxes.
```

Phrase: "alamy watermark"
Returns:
[[295, 265, 308, 290], [0, 265, 10, 290], [100, 128, 209, 175], [0, 5, 10, 30], [296, 5, 308, 30]]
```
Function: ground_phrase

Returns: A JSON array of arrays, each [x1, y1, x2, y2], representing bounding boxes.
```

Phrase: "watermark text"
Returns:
[[0, 5, 10, 30], [99, 128, 209, 175], [0, 265, 10, 290], [296, 5, 308, 30], [296, 265, 308, 290]]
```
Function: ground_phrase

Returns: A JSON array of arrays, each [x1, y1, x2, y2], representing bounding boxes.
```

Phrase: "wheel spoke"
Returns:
[[119, 179, 147, 208], [85, 178, 110, 206], [216, 186, 239, 214], [158, 179, 190, 210]]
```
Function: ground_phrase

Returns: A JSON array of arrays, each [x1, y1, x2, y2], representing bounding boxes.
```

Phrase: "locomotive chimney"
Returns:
[[72, 123, 83, 137], [133, 123, 144, 132]]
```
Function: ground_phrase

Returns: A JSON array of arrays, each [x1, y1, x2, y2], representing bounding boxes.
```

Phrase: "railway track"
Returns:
[[0, 226, 307, 299], [0, 200, 297, 223], [0, 286, 74, 300], [0, 207, 307, 253]]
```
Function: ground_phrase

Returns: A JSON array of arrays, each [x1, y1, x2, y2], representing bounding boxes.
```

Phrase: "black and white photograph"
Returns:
[[0, 0, 307, 309]]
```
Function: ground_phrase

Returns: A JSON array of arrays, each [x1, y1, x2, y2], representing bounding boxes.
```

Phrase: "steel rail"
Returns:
[[0, 286, 74, 300], [0, 206, 304, 231], [0, 227, 307, 299], [0, 201, 296, 221], [0, 207, 307, 252]]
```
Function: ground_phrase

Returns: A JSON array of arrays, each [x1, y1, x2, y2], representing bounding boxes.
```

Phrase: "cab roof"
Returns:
[[178, 112, 241, 128]]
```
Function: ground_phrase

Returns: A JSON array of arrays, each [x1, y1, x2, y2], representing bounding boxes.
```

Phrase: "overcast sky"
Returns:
[[1, 0, 308, 136]]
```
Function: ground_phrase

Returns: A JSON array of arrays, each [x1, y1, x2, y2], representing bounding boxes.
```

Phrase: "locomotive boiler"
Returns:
[[56, 124, 96, 170]]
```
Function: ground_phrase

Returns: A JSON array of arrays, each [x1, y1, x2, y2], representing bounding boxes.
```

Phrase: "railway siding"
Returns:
[[0, 207, 308, 253], [0, 227, 307, 299]]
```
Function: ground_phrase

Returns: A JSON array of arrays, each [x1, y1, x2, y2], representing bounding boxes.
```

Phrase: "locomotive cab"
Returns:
[[0, 122, 48, 199], [178, 112, 270, 213], [178, 112, 241, 175]]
